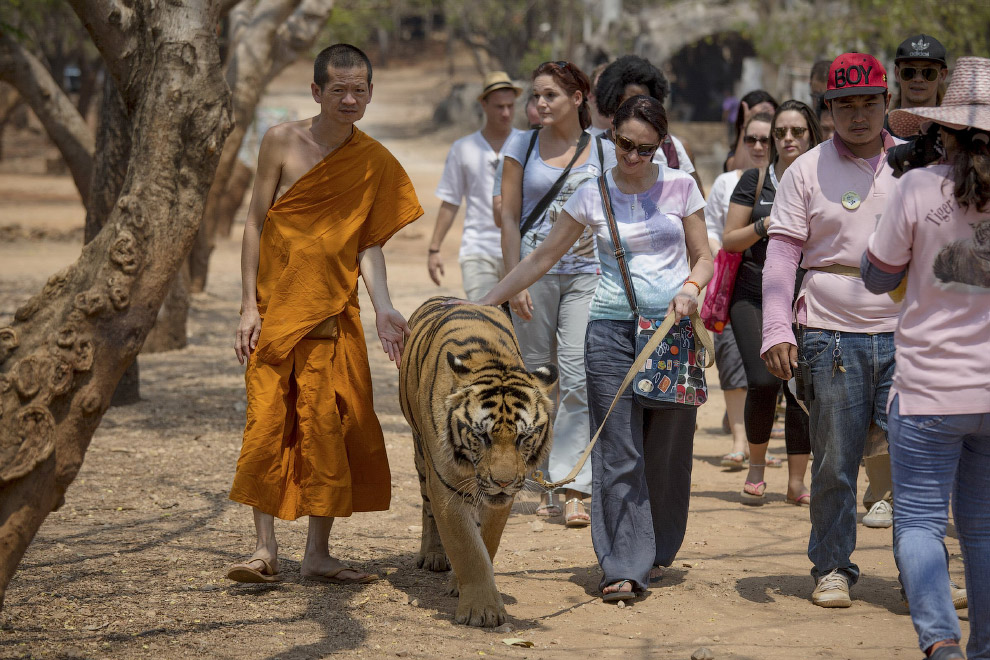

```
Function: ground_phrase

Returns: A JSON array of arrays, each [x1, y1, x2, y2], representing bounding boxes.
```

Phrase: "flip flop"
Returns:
[[301, 565, 379, 585], [227, 557, 282, 583], [766, 455, 784, 468], [720, 452, 747, 470], [649, 566, 664, 584], [602, 580, 637, 603], [787, 493, 811, 507], [740, 480, 767, 506]]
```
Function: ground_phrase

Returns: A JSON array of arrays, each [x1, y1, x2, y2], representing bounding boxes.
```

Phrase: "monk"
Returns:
[[227, 44, 423, 584]]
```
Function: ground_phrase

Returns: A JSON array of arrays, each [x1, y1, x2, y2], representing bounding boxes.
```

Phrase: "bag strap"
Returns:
[[532, 308, 715, 491], [522, 128, 540, 168], [661, 136, 679, 169], [750, 166, 768, 223], [519, 131, 592, 238], [597, 174, 639, 316]]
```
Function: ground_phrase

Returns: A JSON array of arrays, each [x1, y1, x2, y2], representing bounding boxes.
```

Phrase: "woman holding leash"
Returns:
[[478, 95, 712, 602]]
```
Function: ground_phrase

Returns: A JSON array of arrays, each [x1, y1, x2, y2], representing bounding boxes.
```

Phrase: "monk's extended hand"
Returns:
[[377, 307, 410, 368], [235, 308, 262, 365]]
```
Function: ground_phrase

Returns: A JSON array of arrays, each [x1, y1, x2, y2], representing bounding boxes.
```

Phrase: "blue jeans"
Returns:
[[889, 395, 990, 659], [801, 329, 895, 584], [585, 319, 697, 592]]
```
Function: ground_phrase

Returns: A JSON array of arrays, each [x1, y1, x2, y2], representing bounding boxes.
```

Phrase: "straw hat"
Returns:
[[889, 57, 990, 136], [478, 71, 523, 102]]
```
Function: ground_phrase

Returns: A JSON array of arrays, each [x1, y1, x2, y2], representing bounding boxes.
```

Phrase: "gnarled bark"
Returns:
[[188, 0, 335, 293], [0, 0, 232, 609], [0, 32, 94, 207]]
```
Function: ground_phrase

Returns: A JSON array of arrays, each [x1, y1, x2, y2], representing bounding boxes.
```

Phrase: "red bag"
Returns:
[[701, 248, 742, 333]]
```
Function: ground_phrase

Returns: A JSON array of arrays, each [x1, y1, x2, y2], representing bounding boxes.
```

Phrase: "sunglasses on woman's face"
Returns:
[[743, 135, 770, 146], [772, 126, 808, 139], [899, 67, 940, 82], [615, 133, 660, 157]]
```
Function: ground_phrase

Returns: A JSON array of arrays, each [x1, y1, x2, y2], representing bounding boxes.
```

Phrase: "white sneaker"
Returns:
[[812, 569, 851, 607], [863, 500, 893, 528]]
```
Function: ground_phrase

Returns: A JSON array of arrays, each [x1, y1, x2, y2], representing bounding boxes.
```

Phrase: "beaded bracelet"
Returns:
[[683, 280, 701, 295]]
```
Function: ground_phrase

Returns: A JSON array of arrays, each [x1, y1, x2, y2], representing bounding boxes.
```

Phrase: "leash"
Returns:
[[531, 309, 713, 491]]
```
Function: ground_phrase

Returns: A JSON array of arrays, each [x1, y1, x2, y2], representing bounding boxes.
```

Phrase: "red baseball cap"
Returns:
[[825, 53, 888, 100]]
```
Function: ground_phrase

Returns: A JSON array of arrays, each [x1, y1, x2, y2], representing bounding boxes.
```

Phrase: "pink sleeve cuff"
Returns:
[[866, 248, 907, 274], [760, 237, 803, 357]]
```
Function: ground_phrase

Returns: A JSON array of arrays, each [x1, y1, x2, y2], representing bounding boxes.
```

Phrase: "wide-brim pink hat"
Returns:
[[889, 57, 990, 136]]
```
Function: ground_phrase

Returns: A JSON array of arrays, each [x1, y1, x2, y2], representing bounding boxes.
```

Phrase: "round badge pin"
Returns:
[[637, 379, 653, 393], [841, 191, 861, 210]]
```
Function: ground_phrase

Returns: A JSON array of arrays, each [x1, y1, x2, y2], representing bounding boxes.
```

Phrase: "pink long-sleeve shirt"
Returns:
[[760, 132, 903, 357]]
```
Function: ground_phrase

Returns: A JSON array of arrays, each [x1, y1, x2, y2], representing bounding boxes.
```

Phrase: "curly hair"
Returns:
[[593, 55, 670, 118]]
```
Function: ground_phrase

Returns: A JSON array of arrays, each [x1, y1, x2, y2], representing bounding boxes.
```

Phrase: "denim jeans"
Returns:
[[801, 329, 895, 584], [889, 395, 990, 659], [512, 272, 597, 495], [585, 319, 697, 592]]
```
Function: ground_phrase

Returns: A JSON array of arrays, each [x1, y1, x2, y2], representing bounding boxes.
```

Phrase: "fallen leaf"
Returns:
[[502, 639, 534, 648]]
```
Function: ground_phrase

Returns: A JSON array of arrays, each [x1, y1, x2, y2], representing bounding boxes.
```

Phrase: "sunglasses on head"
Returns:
[[899, 66, 940, 82], [543, 60, 573, 76], [743, 135, 770, 146], [772, 126, 808, 139], [614, 133, 660, 157]]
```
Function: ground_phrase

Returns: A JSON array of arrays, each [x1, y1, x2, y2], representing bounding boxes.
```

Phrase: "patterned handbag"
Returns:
[[597, 176, 714, 408]]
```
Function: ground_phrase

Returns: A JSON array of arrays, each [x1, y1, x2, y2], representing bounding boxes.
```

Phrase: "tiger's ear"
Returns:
[[530, 364, 558, 391], [447, 352, 472, 378]]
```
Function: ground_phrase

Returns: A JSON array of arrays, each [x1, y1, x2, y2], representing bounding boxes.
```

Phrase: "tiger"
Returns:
[[398, 297, 558, 628]]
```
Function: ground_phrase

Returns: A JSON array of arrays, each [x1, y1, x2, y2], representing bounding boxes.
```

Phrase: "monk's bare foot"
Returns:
[[300, 556, 377, 584]]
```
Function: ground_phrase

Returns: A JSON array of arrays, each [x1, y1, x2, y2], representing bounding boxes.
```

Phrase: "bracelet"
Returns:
[[753, 217, 768, 238], [683, 280, 701, 295], [428, 248, 440, 254]]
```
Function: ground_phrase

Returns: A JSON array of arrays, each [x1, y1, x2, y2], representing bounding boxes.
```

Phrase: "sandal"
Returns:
[[720, 451, 747, 470], [766, 455, 784, 468], [535, 503, 562, 518], [564, 498, 590, 528], [787, 493, 811, 506], [741, 480, 767, 506], [602, 579, 636, 603]]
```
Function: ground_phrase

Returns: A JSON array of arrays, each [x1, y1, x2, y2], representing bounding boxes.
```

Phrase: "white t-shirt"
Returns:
[[436, 128, 523, 261], [652, 135, 696, 174], [562, 166, 706, 320], [705, 170, 742, 244], [504, 129, 616, 275], [867, 164, 990, 415]]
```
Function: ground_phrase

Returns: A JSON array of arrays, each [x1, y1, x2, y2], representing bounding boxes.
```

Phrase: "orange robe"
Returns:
[[229, 128, 423, 520]]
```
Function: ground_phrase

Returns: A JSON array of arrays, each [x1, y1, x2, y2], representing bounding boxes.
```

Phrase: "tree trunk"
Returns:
[[141, 265, 190, 353], [85, 71, 142, 405], [0, 32, 94, 207], [188, 0, 334, 293], [0, 0, 232, 610], [215, 159, 253, 239]]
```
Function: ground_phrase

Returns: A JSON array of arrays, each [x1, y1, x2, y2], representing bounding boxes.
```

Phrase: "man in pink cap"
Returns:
[[760, 52, 901, 608]]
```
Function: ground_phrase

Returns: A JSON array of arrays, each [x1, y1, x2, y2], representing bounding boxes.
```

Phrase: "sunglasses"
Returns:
[[772, 126, 808, 139], [743, 135, 770, 146], [899, 67, 940, 82], [615, 133, 659, 157], [543, 61, 574, 77]]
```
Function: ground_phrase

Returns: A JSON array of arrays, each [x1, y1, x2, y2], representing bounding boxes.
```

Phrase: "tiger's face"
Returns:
[[444, 353, 557, 505]]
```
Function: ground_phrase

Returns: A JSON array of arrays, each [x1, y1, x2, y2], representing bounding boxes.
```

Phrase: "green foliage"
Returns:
[[317, 0, 389, 53], [759, 0, 990, 64]]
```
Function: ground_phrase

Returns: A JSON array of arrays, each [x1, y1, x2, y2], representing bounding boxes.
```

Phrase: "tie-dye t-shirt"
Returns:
[[562, 167, 706, 320], [504, 129, 616, 275]]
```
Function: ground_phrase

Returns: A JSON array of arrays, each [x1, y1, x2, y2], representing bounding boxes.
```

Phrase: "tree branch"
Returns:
[[0, 32, 94, 207]]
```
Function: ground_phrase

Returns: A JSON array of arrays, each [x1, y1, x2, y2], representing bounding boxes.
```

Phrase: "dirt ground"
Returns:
[[0, 57, 970, 660]]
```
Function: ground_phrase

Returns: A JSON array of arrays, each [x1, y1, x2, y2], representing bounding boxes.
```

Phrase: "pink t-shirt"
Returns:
[[867, 164, 990, 415], [767, 133, 902, 334]]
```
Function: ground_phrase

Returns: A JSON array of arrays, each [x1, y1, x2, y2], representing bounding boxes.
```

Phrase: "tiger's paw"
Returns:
[[416, 551, 450, 572], [446, 576, 459, 597], [454, 593, 506, 628]]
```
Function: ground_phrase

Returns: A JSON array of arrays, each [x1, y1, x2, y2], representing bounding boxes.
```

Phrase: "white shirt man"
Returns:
[[428, 72, 523, 300]]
